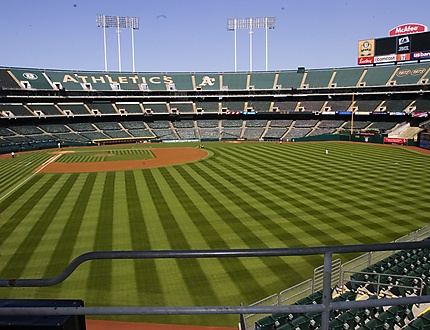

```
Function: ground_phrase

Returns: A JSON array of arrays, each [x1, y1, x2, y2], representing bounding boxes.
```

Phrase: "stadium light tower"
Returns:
[[96, 14, 140, 72], [227, 17, 275, 72]]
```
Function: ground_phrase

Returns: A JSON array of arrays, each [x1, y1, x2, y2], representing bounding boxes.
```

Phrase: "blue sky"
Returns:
[[1, 0, 429, 72]]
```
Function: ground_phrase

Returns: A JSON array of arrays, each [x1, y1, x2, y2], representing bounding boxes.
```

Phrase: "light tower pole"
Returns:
[[96, 14, 140, 72], [227, 17, 276, 72]]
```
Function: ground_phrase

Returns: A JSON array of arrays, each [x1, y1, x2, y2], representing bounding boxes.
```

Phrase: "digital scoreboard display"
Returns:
[[358, 30, 430, 65]]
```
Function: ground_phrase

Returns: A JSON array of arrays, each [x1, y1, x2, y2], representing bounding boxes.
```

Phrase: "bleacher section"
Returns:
[[9, 68, 53, 89], [361, 66, 396, 86], [0, 69, 21, 88], [1, 63, 429, 150], [115, 103, 143, 114], [194, 73, 220, 90], [170, 102, 194, 114], [167, 73, 194, 90], [57, 103, 90, 116], [298, 101, 325, 113], [254, 244, 430, 330], [392, 62, 430, 85], [273, 101, 298, 112], [324, 100, 352, 112], [276, 71, 304, 89], [354, 100, 383, 113], [26, 104, 62, 116], [414, 96, 430, 112], [331, 67, 364, 87], [249, 72, 276, 89], [247, 101, 271, 112], [382, 98, 413, 113], [195, 102, 220, 114], [87, 102, 117, 115], [222, 73, 247, 90], [143, 103, 169, 114], [0, 104, 33, 117], [303, 69, 334, 88]]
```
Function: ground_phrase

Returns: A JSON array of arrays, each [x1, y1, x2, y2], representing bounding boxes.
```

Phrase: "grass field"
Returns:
[[0, 141, 429, 327]]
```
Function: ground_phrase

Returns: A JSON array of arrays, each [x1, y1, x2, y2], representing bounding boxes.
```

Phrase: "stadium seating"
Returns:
[[170, 102, 194, 114], [44, 70, 83, 90], [9, 68, 53, 89], [57, 103, 91, 115], [167, 73, 194, 90], [303, 69, 334, 88], [143, 103, 169, 114], [298, 101, 325, 113], [87, 102, 117, 115], [331, 67, 365, 87], [242, 127, 265, 140], [393, 62, 430, 85], [222, 73, 248, 90], [249, 72, 276, 89], [195, 102, 220, 114], [26, 104, 63, 116], [361, 66, 396, 86], [0, 68, 21, 88], [115, 103, 144, 114], [273, 101, 298, 112], [0, 104, 33, 117], [194, 73, 220, 90], [276, 70, 304, 89]]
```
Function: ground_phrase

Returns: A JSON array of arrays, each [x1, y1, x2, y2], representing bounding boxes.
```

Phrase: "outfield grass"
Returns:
[[0, 142, 429, 326]]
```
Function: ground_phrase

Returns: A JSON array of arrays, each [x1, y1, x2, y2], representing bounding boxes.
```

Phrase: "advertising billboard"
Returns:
[[358, 24, 430, 65], [389, 23, 427, 37]]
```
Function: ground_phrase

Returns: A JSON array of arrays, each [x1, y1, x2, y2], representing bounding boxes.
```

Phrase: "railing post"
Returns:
[[320, 252, 332, 330]]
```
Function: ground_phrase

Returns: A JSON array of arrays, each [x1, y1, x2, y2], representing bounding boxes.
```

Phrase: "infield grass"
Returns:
[[0, 141, 429, 326]]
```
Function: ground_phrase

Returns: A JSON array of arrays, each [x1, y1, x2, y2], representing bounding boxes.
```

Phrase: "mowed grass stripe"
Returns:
[[160, 166, 268, 304], [217, 146, 414, 244], [205, 146, 347, 247], [208, 147, 349, 247], [40, 173, 97, 278], [86, 172, 115, 297], [143, 169, 216, 306], [124, 171, 165, 304], [15, 174, 80, 280], [173, 165, 303, 299], [0, 152, 52, 197], [0, 174, 66, 278], [185, 162, 306, 295]]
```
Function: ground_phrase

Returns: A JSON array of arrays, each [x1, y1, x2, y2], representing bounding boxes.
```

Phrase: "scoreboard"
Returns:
[[358, 26, 430, 65]]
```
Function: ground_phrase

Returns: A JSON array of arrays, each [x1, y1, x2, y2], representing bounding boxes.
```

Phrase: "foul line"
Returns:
[[0, 154, 62, 202]]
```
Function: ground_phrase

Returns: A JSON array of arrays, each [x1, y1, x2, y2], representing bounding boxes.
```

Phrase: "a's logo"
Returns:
[[359, 40, 373, 57], [22, 72, 38, 80], [199, 76, 216, 87]]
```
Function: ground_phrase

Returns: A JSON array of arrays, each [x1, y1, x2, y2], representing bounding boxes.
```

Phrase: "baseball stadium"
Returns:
[[1, 12, 430, 330]]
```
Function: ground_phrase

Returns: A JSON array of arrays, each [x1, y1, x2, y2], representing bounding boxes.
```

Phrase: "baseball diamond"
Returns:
[[0, 141, 429, 327]]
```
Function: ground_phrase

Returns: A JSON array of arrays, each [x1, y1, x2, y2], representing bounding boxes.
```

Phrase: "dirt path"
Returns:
[[36, 147, 208, 173]]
